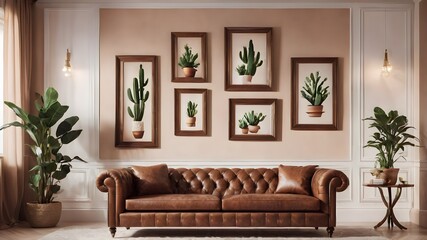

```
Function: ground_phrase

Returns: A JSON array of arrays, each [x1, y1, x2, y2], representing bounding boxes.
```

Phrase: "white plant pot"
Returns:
[[240, 75, 253, 84], [132, 121, 144, 139]]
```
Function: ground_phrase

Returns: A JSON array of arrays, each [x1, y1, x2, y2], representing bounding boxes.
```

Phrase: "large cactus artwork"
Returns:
[[127, 64, 149, 138]]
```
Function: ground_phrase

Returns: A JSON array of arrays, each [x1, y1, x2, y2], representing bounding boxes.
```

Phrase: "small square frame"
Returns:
[[291, 57, 338, 130], [229, 98, 277, 141], [172, 32, 208, 82], [175, 88, 207, 136]]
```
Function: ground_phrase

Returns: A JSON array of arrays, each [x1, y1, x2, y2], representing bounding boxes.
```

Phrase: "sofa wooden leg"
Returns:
[[327, 227, 334, 237], [109, 227, 116, 238], [126, 227, 130, 230], [315, 227, 319, 230]]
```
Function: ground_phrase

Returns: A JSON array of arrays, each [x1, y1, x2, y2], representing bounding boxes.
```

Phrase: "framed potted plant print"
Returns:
[[229, 99, 277, 141], [172, 32, 208, 83], [115, 55, 159, 147], [225, 27, 272, 91], [174, 89, 207, 136], [291, 57, 338, 130]]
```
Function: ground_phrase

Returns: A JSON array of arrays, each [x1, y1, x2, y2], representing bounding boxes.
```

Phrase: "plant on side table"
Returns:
[[178, 44, 200, 78], [300, 71, 330, 117], [0, 87, 85, 227], [364, 106, 418, 185], [244, 110, 266, 134], [127, 64, 150, 139]]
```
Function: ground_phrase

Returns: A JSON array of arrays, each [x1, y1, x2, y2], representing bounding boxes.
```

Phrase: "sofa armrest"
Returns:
[[311, 168, 349, 226], [96, 168, 135, 228]]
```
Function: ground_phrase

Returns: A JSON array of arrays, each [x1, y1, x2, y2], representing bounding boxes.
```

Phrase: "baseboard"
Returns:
[[59, 208, 412, 224]]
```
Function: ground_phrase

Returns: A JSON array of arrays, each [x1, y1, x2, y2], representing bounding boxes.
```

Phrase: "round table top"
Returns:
[[363, 183, 414, 188]]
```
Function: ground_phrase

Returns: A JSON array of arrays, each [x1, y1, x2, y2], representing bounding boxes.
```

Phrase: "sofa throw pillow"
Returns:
[[132, 164, 173, 195], [275, 165, 318, 195]]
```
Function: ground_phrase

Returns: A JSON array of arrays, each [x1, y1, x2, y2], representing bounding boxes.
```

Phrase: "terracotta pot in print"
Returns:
[[132, 121, 144, 139], [241, 128, 249, 134], [306, 105, 324, 117], [186, 117, 196, 127], [183, 67, 197, 77], [248, 125, 260, 133]]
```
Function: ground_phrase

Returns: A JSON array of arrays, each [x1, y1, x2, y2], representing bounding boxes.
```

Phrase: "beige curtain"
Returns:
[[0, 0, 32, 228]]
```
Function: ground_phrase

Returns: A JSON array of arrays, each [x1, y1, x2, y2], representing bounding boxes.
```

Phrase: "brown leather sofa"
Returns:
[[96, 164, 349, 238]]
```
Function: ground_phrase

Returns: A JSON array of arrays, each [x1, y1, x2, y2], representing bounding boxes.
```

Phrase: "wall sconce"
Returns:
[[62, 49, 71, 77], [382, 49, 392, 73]]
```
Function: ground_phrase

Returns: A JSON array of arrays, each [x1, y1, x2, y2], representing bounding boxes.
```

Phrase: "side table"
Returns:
[[363, 183, 414, 230]]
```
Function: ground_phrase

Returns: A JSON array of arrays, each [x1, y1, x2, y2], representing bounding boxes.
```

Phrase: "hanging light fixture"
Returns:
[[62, 49, 71, 77], [382, 9, 392, 74], [382, 49, 392, 73]]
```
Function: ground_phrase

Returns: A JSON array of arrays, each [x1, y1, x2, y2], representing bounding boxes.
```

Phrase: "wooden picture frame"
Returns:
[[291, 57, 338, 130], [225, 27, 272, 91], [229, 99, 277, 141], [172, 32, 208, 82], [175, 89, 207, 136], [115, 55, 159, 147]]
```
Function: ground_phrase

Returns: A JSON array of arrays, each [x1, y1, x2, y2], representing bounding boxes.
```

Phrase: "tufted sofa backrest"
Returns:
[[168, 168, 279, 198]]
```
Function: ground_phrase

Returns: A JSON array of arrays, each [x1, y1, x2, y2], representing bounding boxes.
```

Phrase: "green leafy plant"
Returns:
[[236, 65, 246, 75], [0, 87, 85, 204], [178, 44, 200, 69], [300, 71, 330, 106], [238, 39, 263, 76], [187, 101, 198, 117], [127, 64, 149, 121], [238, 118, 248, 129], [364, 107, 419, 169], [244, 110, 266, 126]]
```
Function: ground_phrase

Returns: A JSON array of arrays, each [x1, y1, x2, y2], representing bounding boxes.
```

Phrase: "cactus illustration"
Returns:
[[127, 64, 149, 121], [238, 39, 263, 76], [187, 101, 198, 117]]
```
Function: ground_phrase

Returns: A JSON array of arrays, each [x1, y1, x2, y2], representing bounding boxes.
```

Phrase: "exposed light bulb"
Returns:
[[63, 49, 71, 77], [382, 49, 392, 73]]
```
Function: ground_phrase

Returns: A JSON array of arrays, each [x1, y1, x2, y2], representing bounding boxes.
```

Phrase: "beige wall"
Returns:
[[99, 9, 350, 161]]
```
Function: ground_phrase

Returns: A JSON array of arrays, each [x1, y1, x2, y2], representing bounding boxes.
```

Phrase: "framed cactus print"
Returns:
[[291, 57, 338, 130], [174, 89, 208, 136], [225, 27, 272, 91], [115, 55, 159, 147], [229, 99, 277, 141], [172, 32, 208, 83]]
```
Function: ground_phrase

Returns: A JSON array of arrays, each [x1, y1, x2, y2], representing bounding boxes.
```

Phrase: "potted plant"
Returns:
[[300, 71, 330, 117], [186, 101, 198, 127], [244, 110, 266, 133], [0, 87, 85, 227], [364, 107, 418, 185], [127, 64, 149, 139], [178, 44, 200, 78], [237, 39, 263, 84], [238, 118, 249, 134]]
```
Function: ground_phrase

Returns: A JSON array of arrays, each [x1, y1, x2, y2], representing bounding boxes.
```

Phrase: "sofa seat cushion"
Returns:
[[126, 194, 221, 211], [222, 194, 320, 212]]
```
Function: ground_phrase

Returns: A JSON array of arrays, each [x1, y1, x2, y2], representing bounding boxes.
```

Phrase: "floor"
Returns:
[[0, 222, 426, 240]]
